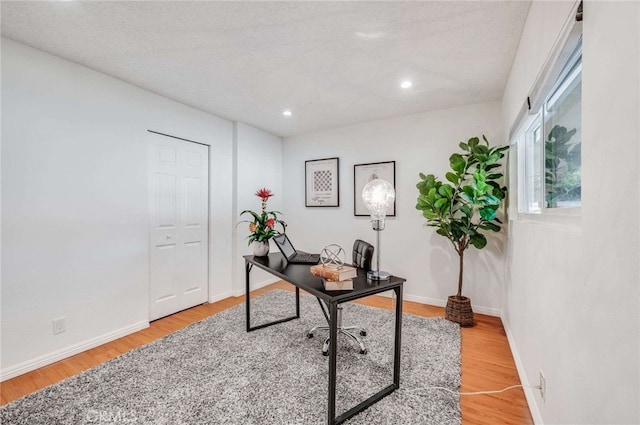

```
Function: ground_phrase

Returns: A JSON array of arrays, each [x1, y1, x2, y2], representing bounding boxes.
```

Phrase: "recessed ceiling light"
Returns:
[[283, 110, 292, 117], [400, 80, 412, 89], [355, 32, 385, 40]]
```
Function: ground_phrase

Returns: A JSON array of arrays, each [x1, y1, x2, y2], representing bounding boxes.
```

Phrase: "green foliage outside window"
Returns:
[[545, 125, 580, 208]]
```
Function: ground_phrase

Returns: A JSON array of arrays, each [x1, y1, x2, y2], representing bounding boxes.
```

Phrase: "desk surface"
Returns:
[[244, 253, 405, 304]]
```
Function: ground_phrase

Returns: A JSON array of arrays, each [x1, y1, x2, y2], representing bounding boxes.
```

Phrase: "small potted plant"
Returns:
[[239, 188, 287, 256], [415, 136, 508, 326]]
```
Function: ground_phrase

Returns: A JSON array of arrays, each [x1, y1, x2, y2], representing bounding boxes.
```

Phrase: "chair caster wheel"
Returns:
[[360, 349, 367, 355], [306, 332, 314, 338], [360, 330, 367, 337], [322, 351, 329, 356]]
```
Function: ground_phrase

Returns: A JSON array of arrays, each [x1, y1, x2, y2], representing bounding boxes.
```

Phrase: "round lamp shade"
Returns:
[[361, 179, 395, 220]]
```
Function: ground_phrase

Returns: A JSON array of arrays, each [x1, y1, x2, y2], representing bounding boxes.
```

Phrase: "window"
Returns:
[[514, 38, 582, 214], [523, 116, 543, 213], [544, 48, 582, 208]]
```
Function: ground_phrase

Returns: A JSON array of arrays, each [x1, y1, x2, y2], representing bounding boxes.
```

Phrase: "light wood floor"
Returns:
[[1, 282, 533, 425]]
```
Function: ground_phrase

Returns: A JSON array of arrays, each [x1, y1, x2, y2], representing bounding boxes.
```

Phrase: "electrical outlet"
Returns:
[[539, 370, 546, 402], [52, 317, 66, 335]]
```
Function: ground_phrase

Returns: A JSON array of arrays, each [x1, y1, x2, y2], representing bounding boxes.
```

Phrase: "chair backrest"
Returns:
[[352, 239, 374, 271]]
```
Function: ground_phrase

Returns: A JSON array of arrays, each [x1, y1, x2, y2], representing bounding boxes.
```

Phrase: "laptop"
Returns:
[[273, 233, 320, 264]]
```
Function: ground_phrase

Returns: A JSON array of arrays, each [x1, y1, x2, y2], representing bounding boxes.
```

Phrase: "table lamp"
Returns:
[[361, 178, 395, 280]]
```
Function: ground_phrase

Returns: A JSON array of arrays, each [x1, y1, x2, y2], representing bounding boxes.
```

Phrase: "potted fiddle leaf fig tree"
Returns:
[[415, 136, 508, 326]]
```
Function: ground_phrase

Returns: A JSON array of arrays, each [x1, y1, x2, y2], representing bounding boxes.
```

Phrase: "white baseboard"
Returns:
[[0, 320, 149, 382], [501, 313, 544, 425], [208, 290, 234, 303], [403, 293, 502, 317], [231, 276, 280, 297]]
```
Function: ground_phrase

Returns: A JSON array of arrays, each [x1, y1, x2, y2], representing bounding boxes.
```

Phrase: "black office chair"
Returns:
[[306, 239, 374, 355]]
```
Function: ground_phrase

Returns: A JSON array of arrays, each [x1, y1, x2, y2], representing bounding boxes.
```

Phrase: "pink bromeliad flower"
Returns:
[[255, 188, 274, 201]]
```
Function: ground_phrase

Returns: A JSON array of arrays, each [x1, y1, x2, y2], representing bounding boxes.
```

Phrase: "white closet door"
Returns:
[[149, 133, 209, 321]]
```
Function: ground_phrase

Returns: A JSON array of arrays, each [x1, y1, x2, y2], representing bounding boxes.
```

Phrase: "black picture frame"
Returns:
[[354, 160, 396, 216], [305, 157, 340, 207]]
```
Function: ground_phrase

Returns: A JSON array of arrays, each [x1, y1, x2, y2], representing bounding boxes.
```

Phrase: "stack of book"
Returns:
[[310, 264, 358, 290]]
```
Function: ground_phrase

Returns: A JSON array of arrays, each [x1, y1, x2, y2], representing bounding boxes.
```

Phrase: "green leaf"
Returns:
[[449, 153, 465, 174], [449, 223, 464, 241], [492, 187, 505, 200], [460, 192, 473, 205], [479, 222, 501, 232], [487, 173, 503, 180], [470, 232, 487, 249], [436, 228, 448, 238], [459, 226, 475, 236], [438, 184, 454, 198], [479, 207, 497, 221], [475, 144, 489, 155], [483, 194, 500, 205], [468, 137, 480, 148], [459, 142, 469, 151], [240, 210, 261, 222], [434, 198, 448, 209], [416, 197, 429, 210], [445, 172, 459, 185], [460, 204, 472, 217], [441, 201, 451, 216], [427, 187, 438, 201], [474, 168, 487, 181], [423, 210, 437, 219], [474, 180, 488, 193], [487, 153, 501, 163]]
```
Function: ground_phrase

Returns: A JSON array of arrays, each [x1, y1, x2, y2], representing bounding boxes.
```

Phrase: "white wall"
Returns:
[[233, 122, 283, 294], [1, 39, 235, 379], [282, 101, 506, 314], [502, 1, 640, 424]]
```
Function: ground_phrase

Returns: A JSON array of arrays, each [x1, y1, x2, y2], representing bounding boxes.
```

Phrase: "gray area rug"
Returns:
[[1, 290, 461, 424]]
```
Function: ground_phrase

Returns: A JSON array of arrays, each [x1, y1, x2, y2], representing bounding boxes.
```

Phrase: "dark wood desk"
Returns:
[[244, 253, 405, 425]]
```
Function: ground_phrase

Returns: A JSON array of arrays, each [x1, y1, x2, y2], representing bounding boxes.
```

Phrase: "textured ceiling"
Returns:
[[1, 1, 530, 138]]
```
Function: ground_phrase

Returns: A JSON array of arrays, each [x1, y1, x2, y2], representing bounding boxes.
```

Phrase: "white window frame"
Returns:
[[509, 8, 582, 221]]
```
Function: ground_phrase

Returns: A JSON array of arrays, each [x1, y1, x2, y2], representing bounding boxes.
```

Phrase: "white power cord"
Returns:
[[402, 384, 540, 397], [380, 291, 537, 398]]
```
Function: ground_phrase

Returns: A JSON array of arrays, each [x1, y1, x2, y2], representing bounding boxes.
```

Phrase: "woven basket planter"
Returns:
[[445, 295, 475, 327]]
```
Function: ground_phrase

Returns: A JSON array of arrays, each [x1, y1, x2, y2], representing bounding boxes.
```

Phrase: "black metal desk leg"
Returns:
[[328, 301, 338, 425], [245, 259, 300, 332], [393, 285, 403, 387], [295, 286, 300, 318], [245, 262, 253, 332]]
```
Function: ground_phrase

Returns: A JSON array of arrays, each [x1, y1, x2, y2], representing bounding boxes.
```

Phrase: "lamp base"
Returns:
[[367, 270, 391, 281]]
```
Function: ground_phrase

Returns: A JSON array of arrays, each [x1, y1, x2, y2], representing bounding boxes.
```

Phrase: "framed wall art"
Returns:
[[305, 157, 340, 207], [354, 160, 396, 216]]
